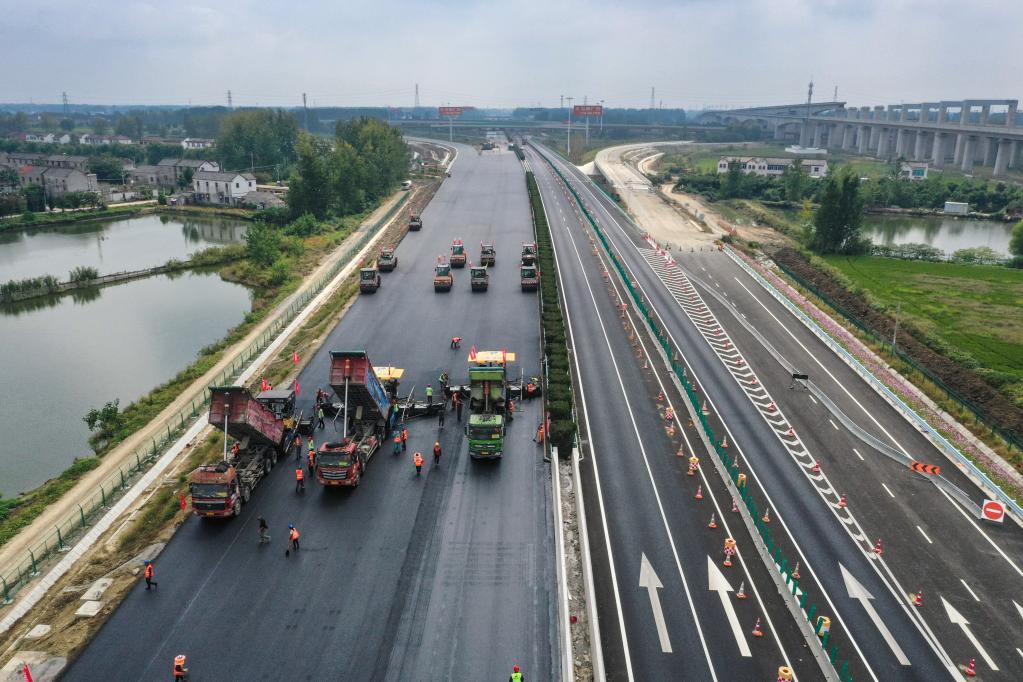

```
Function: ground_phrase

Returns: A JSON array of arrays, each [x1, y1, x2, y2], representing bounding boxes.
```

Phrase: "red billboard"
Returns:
[[573, 105, 603, 117], [438, 106, 464, 117]]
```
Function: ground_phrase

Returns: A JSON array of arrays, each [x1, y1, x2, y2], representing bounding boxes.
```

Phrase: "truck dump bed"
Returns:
[[208, 386, 284, 449], [329, 350, 390, 423]]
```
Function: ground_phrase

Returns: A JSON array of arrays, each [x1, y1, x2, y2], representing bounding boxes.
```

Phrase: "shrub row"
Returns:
[[526, 171, 577, 453]]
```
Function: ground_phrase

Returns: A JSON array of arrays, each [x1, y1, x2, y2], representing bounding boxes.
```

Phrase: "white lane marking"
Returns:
[[809, 395, 818, 405], [936, 487, 1023, 579], [550, 171, 718, 680], [707, 557, 752, 657], [1016, 647, 1023, 660], [840, 564, 912, 666], [639, 553, 673, 652], [853, 448, 864, 461], [916, 526, 933, 544], [959, 579, 980, 602], [882, 484, 895, 498], [829, 419, 839, 431], [942, 597, 999, 671], [1015, 600, 1023, 622]]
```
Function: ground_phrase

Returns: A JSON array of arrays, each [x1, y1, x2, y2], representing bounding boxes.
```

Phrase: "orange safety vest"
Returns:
[[295, 468, 304, 481], [401, 429, 409, 442], [393, 433, 401, 444], [413, 453, 423, 466], [144, 564, 154, 579], [289, 528, 300, 541]]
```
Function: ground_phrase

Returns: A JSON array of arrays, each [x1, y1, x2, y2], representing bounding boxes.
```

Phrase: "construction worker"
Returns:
[[230, 441, 240, 457], [307, 447, 316, 474], [438, 404, 445, 428], [172, 654, 188, 680], [450, 336, 461, 349], [425, 384, 434, 406], [288, 524, 300, 551], [295, 466, 305, 493], [453, 392, 463, 421], [534, 423, 545, 444], [294, 434, 303, 460], [506, 398, 515, 422], [317, 406, 325, 429], [401, 425, 409, 451], [143, 560, 157, 590], [438, 372, 449, 389], [257, 516, 269, 544], [433, 441, 442, 465], [413, 451, 424, 476], [392, 431, 402, 455], [510, 664, 523, 681]]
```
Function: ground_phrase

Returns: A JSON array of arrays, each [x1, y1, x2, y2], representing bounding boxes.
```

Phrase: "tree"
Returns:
[[177, 166, 195, 189], [88, 155, 125, 183], [719, 160, 745, 199], [92, 116, 110, 135], [39, 113, 57, 132], [0, 166, 18, 190], [218, 109, 299, 174], [22, 185, 46, 212], [115, 112, 144, 141], [286, 135, 332, 218], [808, 167, 868, 254], [59, 118, 75, 132], [782, 161, 807, 202], [245, 221, 283, 267], [1010, 220, 1023, 258]]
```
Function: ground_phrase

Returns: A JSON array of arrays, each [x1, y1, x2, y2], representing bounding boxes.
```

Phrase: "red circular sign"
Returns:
[[982, 500, 1005, 522]]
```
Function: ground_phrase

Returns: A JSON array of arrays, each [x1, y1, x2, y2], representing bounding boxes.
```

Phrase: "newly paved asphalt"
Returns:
[[66, 143, 557, 681], [532, 143, 1016, 681], [526, 147, 823, 682]]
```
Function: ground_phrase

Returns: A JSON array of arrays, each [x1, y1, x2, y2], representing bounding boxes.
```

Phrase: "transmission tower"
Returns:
[[414, 83, 420, 108], [302, 92, 309, 130], [833, 85, 838, 102], [227, 90, 233, 109], [650, 87, 655, 109], [62, 91, 69, 117]]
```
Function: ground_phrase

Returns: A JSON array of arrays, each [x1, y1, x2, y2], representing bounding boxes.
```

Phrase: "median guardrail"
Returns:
[[0, 194, 409, 606]]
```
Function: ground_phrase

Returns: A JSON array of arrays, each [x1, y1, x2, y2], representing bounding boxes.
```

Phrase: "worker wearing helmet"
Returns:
[[413, 451, 423, 476], [510, 664, 523, 681], [295, 466, 305, 493], [172, 654, 188, 679], [433, 441, 442, 466], [288, 524, 300, 551], [143, 559, 157, 591]]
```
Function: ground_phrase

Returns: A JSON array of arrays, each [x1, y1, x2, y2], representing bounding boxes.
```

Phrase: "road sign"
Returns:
[[573, 104, 603, 117], [908, 461, 941, 476], [438, 106, 464, 117], [981, 499, 1005, 523]]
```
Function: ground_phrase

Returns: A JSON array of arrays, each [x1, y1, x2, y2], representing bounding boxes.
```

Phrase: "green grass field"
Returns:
[[824, 256, 1023, 390]]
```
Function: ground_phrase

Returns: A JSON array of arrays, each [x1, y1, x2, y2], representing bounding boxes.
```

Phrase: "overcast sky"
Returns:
[[2, 0, 1019, 110]]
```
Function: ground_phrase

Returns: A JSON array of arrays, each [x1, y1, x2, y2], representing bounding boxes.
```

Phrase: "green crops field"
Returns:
[[824, 256, 1023, 395]]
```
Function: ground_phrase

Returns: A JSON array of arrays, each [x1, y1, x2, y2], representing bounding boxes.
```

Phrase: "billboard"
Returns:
[[438, 106, 464, 117], [573, 105, 603, 117]]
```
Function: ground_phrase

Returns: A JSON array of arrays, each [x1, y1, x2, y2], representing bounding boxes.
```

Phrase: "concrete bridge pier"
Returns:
[[983, 138, 997, 167], [858, 126, 870, 154], [812, 123, 823, 148], [841, 124, 853, 150], [868, 125, 881, 152], [953, 134, 965, 166], [1009, 140, 1018, 169], [914, 131, 929, 161], [895, 129, 907, 158], [961, 136, 976, 173], [932, 132, 946, 167], [994, 140, 1010, 176]]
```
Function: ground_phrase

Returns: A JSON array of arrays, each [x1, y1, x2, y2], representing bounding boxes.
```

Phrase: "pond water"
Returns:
[[0, 272, 252, 497], [0, 213, 248, 282], [861, 215, 1015, 257]]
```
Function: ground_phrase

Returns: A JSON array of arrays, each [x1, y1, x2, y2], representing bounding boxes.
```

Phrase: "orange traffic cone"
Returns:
[[750, 376, 759, 385], [912, 590, 923, 607], [811, 460, 821, 473], [701, 401, 710, 416], [963, 658, 977, 677], [720, 435, 729, 449], [676, 448, 686, 458], [874, 538, 883, 555], [762, 508, 771, 524], [751, 617, 764, 638], [736, 581, 747, 599], [708, 513, 717, 529], [792, 561, 801, 580], [731, 499, 739, 513], [657, 390, 664, 402], [667, 424, 676, 437], [695, 485, 703, 500], [786, 428, 795, 437], [768, 402, 776, 412], [838, 494, 848, 508]]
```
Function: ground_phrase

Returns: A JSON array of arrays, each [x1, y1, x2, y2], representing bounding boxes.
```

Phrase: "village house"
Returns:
[[157, 158, 220, 186], [192, 170, 256, 206], [16, 166, 99, 200], [717, 156, 829, 178], [181, 137, 214, 150]]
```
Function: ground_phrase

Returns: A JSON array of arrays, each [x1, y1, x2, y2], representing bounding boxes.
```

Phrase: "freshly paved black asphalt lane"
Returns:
[[65, 143, 557, 681]]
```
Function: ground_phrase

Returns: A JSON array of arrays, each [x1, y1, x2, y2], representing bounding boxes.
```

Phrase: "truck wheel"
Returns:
[[271, 450, 278, 467], [264, 459, 272, 476], [242, 485, 252, 503], [232, 499, 242, 517]]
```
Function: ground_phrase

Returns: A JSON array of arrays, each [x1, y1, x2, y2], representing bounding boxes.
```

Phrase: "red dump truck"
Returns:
[[316, 350, 393, 487], [189, 386, 297, 517]]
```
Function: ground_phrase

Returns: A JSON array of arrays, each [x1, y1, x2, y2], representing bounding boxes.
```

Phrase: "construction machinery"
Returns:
[[520, 263, 539, 291], [409, 214, 422, 231], [450, 239, 467, 267], [480, 242, 496, 266], [465, 350, 515, 459], [434, 257, 453, 292], [317, 350, 393, 487], [189, 387, 298, 517], [359, 265, 381, 293], [521, 242, 537, 266], [378, 247, 398, 272], [470, 264, 489, 292]]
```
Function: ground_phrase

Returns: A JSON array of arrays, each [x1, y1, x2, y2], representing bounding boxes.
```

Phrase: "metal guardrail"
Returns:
[[0, 194, 409, 605], [536, 146, 854, 681], [724, 247, 1023, 520]]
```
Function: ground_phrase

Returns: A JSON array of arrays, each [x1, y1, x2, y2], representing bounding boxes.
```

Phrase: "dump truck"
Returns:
[[434, 258, 453, 292], [465, 350, 515, 459], [189, 386, 296, 517], [317, 351, 393, 487], [450, 239, 467, 268], [409, 214, 423, 231], [480, 242, 496, 267], [521, 242, 538, 266], [378, 247, 398, 272], [520, 263, 539, 291], [360, 266, 381, 293], [470, 264, 489, 292]]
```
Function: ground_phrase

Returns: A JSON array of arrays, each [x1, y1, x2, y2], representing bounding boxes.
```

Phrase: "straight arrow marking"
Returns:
[[1014, 600, 1023, 623], [942, 597, 999, 671], [707, 556, 751, 657], [639, 553, 672, 653], [839, 563, 911, 666]]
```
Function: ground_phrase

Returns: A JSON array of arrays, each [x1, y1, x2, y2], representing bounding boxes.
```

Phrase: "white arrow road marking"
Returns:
[[1013, 600, 1023, 622], [839, 563, 911, 666], [942, 597, 999, 671], [639, 553, 672, 653], [707, 556, 752, 657]]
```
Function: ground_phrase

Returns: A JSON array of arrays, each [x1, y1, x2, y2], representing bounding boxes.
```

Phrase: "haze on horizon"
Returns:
[[2, 0, 1020, 110]]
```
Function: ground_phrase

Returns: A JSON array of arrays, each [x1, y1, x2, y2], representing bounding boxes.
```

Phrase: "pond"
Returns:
[[861, 215, 1015, 257], [0, 272, 252, 497], [0, 213, 248, 282]]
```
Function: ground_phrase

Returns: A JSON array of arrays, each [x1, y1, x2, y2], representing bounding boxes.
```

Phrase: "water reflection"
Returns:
[[862, 215, 1014, 256]]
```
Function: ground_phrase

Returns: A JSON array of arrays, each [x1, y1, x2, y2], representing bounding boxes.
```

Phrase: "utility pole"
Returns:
[[599, 99, 605, 134], [892, 302, 901, 350], [227, 89, 233, 109], [650, 87, 655, 110], [833, 85, 838, 102], [414, 83, 420, 108], [62, 91, 69, 118], [560, 94, 564, 110], [565, 96, 574, 157], [302, 92, 308, 131]]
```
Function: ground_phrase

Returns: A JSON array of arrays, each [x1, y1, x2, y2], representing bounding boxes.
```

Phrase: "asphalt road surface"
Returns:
[[65, 142, 557, 681], [526, 146, 825, 682], [532, 141, 1023, 681]]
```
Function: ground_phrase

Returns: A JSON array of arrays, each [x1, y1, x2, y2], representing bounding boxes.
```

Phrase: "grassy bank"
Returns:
[[0, 205, 146, 231]]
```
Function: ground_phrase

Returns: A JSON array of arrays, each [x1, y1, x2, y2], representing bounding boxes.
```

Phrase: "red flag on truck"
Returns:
[[469, 345, 477, 361], [261, 377, 268, 392], [294, 380, 300, 396], [23, 664, 33, 682], [292, 351, 299, 365]]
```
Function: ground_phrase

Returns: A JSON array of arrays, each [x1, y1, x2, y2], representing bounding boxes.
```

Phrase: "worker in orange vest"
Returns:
[[307, 447, 316, 474], [413, 451, 424, 476], [294, 434, 303, 460], [392, 430, 401, 455], [295, 466, 305, 493], [143, 559, 157, 590], [172, 654, 188, 679], [401, 425, 409, 452], [433, 441, 442, 466], [534, 423, 545, 444], [286, 524, 300, 556]]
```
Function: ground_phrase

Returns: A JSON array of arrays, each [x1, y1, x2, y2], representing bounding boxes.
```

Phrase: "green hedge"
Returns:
[[526, 171, 577, 454]]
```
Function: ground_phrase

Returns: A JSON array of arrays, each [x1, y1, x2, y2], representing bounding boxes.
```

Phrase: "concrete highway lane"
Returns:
[[534, 143, 967, 680], [65, 142, 558, 681], [527, 148, 821, 682]]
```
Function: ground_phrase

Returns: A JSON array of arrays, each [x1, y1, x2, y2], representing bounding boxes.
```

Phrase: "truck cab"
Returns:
[[520, 264, 539, 291], [450, 239, 467, 267], [470, 265, 489, 292], [378, 247, 398, 272], [316, 437, 377, 487], [360, 266, 381, 293], [434, 260, 453, 291], [409, 214, 423, 231], [480, 243, 496, 266], [467, 414, 504, 458], [189, 463, 246, 517], [521, 242, 538, 266], [465, 351, 515, 459]]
